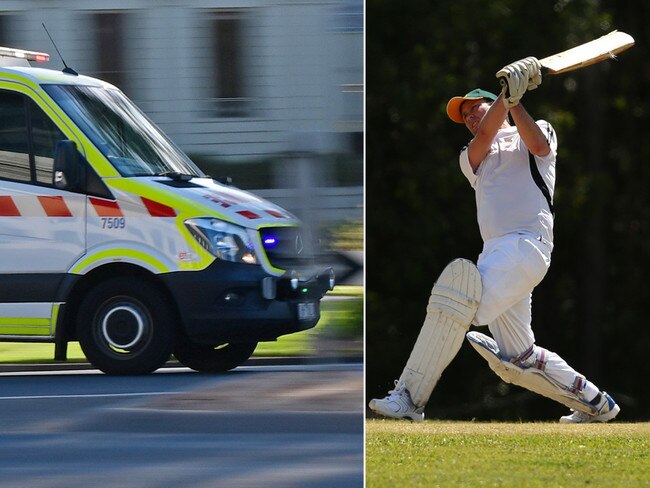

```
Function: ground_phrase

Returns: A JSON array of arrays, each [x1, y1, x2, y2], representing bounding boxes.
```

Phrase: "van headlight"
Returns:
[[184, 218, 257, 264]]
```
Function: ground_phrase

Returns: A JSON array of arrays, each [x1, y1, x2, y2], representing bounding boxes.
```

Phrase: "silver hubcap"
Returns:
[[101, 305, 145, 349]]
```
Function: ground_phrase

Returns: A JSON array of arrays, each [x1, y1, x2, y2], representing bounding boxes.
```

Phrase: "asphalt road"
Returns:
[[0, 362, 363, 488]]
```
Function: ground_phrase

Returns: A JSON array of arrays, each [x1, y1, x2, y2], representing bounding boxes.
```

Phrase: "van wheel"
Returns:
[[174, 341, 257, 373], [77, 278, 175, 375]]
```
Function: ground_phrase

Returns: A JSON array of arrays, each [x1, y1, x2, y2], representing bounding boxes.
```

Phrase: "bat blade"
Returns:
[[540, 30, 634, 75]]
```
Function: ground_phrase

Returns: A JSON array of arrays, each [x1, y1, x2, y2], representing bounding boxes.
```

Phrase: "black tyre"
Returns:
[[174, 341, 257, 373], [76, 278, 175, 375]]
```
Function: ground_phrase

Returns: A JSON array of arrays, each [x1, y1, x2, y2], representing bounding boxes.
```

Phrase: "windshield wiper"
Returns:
[[158, 171, 194, 182]]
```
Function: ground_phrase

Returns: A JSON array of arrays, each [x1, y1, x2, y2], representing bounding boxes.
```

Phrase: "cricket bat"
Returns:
[[539, 30, 634, 74], [499, 31, 634, 94]]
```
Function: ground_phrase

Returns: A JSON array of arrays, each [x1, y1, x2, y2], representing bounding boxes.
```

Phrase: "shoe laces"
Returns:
[[387, 380, 407, 398]]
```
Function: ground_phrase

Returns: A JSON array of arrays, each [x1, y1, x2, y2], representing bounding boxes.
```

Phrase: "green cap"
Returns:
[[446, 88, 498, 123]]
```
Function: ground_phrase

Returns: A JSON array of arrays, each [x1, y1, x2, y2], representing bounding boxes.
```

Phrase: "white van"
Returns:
[[0, 47, 334, 374]]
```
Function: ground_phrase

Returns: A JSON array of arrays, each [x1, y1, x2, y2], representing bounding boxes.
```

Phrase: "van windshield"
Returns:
[[43, 84, 204, 178]]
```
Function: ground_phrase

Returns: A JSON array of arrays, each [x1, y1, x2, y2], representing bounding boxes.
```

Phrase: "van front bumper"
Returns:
[[160, 260, 334, 345]]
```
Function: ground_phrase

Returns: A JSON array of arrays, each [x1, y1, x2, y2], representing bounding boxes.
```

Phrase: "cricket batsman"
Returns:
[[369, 57, 620, 423]]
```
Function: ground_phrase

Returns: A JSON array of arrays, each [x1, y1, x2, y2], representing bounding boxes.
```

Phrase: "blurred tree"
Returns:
[[367, 0, 650, 420]]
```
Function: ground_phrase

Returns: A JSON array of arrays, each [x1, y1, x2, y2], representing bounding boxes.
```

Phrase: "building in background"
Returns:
[[0, 0, 363, 224]]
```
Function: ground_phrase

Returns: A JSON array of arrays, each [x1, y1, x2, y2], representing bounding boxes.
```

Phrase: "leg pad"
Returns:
[[399, 259, 482, 407], [466, 331, 597, 415]]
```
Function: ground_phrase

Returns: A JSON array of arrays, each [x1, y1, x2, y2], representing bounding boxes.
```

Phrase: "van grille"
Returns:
[[259, 226, 313, 270]]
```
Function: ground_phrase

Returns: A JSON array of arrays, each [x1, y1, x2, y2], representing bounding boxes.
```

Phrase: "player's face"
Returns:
[[461, 99, 491, 135]]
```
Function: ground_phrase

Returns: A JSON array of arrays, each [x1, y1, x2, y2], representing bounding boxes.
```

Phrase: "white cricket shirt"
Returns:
[[459, 120, 557, 246]]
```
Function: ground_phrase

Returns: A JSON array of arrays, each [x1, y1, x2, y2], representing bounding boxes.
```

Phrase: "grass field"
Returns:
[[0, 335, 310, 363], [366, 420, 650, 487]]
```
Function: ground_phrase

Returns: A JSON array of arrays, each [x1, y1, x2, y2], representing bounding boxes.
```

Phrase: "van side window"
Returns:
[[0, 91, 31, 182], [0, 90, 65, 185]]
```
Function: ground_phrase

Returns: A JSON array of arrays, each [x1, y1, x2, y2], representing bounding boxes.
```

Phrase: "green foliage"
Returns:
[[320, 285, 364, 339], [327, 220, 364, 250], [367, 421, 650, 487], [367, 0, 650, 419]]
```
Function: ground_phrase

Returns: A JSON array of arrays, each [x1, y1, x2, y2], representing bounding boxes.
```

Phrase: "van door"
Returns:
[[0, 89, 86, 337]]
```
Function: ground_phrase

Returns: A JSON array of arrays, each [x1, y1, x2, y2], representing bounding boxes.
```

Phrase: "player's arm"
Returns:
[[509, 103, 551, 157], [466, 93, 509, 172]]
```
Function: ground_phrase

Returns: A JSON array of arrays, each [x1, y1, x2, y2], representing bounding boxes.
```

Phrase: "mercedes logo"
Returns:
[[295, 235, 304, 254]]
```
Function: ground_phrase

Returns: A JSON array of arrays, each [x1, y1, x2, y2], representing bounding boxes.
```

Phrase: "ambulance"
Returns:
[[0, 47, 334, 374]]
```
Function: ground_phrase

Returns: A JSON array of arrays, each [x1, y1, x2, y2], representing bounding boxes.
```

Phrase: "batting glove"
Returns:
[[496, 64, 528, 109], [496, 56, 542, 108]]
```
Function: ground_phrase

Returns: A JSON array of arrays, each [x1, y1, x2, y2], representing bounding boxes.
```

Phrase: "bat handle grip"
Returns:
[[498, 76, 510, 99]]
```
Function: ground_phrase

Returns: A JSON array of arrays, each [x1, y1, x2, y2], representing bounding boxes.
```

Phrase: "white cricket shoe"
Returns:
[[559, 391, 620, 424], [368, 381, 424, 422]]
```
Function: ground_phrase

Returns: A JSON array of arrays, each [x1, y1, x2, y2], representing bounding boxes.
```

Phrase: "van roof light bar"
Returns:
[[0, 46, 49, 63]]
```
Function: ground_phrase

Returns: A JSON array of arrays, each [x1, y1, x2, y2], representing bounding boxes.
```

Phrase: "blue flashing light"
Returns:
[[263, 236, 277, 248]]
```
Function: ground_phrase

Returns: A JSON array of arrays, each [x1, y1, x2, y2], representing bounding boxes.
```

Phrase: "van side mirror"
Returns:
[[53, 140, 86, 192]]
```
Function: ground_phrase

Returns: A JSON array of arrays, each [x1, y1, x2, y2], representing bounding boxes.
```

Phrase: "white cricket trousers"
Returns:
[[473, 232, 600, 401]]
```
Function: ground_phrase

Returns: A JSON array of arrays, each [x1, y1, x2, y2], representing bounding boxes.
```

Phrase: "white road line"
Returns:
[[0, 391, 175, 400]]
